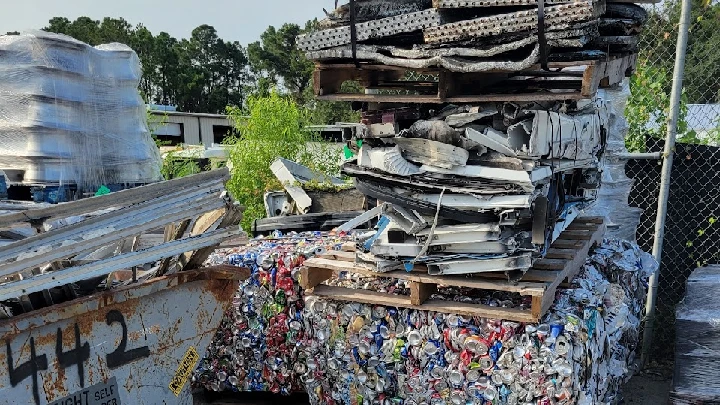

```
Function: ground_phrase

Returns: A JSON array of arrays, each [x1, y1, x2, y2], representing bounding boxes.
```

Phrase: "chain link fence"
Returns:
[[625, 0, 720, 363]]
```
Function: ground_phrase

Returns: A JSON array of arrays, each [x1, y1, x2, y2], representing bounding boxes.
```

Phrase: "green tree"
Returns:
[[43, 17, 249, 114], [626, 0, 720, 150], [174, 25, 249, 113], [225, 91, 342, 231], [247, 23, 315, 101], [152, 32, 181, 105]]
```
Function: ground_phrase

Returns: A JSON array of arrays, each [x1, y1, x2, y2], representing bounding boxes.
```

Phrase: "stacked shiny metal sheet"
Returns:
[[0, 31, 162, 191], [340, 96, 609, 275], [299, 0, 647, 71]]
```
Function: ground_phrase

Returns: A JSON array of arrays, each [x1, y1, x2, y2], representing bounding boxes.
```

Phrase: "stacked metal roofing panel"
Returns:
[[300, 0, 647, 72]]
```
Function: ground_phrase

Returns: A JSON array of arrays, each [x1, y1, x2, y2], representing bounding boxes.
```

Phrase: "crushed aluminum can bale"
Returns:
[[194, 231, 354, 394], [192, 238, 657, 405]]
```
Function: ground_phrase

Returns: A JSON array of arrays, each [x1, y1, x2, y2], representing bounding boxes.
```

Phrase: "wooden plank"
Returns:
[[314, 59, 599, 76], [558, 230, 593, 240], [163, 223, 176, 243], [300, 267, 334, 289], [550, 239, 585, 249], [576, 216, 605, 224], [533, 259, 567, 270], [177, 208, 226, 267], [545, 248, 576, 260], [303, 257, 547, 295], [157, 218, 193, 275], [316, 92, 584, 104], [531, 295, 543, 320], [567, 222, 602, 231], [311, 285, 536, 322], [581, 60, 602, 97], [539, 221, 606, 315], [320, 250, 357, 262], [410, 282, 436, 306], [183, 204, 244, 271], [521, 269, 561, 282], [341, 242, 357, 252]]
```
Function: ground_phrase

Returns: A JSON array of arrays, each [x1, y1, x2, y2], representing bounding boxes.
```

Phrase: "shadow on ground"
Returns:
[[194, 371, 673, 405]]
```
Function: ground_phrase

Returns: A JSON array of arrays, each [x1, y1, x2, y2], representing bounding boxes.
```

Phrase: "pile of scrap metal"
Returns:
[[253, 158, 373, 235], [0, 169, 243, 318], [299, 0, 647, 71], [339, 98, 609, 275]]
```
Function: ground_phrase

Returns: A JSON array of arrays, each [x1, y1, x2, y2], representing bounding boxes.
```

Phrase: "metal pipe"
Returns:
[[641, 0, 692, 367], [617, 152, 663, 160]]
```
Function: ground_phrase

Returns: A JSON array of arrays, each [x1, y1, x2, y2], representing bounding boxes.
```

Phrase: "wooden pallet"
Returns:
[[313, 54, 637, 104], [300, 217, 605, 322]]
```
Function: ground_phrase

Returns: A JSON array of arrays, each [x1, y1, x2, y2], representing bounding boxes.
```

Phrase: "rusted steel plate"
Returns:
[[0, 266, 248, 405]]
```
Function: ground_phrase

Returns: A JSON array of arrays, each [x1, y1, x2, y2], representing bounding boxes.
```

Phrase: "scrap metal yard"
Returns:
[[0, 0, 719, 404]]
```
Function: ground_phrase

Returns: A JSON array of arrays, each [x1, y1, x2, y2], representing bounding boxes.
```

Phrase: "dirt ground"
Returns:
[[195, 373, 673, 405], [622, 373, 672, 405]]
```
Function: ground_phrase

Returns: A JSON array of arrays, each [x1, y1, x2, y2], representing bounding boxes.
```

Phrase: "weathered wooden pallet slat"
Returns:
[[313, 55, 637, 103], [301, 217, 605, 322]]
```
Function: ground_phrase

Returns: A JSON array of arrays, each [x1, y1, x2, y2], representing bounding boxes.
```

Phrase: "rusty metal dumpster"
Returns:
[[0, 266, 247, 405]]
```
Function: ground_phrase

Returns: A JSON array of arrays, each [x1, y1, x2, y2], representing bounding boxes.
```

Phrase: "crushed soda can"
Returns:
[[195, 237, 657, 405]]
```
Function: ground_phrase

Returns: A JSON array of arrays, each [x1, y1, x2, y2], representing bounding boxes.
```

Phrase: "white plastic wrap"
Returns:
[[671, 265, 720, 403], [0, 31, 162, 191], [584, 81, 643, 242]]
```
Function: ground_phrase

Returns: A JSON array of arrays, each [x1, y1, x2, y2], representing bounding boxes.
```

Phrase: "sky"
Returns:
[[1, 0, 329, 46]]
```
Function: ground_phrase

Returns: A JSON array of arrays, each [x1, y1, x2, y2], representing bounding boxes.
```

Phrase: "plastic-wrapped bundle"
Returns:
[[195, 237, 656, 405], [670, 265, 720, 404], [0, 31, 161, 191], [584, 82, 643, 242]]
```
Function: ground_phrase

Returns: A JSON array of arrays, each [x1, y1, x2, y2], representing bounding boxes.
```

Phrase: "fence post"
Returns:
[[640, 0, 693, 367]]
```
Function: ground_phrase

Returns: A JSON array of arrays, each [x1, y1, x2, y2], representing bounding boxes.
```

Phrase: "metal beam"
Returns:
[[0, 168, 230, 230], [416, 223, 502, 245], [641, 0, 692, 367], [337, 204, 386, 233], [617, 152, 662, 160], [426, 254, 533, 275], [0, 195, 225, 278], [0, 182, 225, 263], [0, 227, 238, 301], [371, 240, 512, 257]]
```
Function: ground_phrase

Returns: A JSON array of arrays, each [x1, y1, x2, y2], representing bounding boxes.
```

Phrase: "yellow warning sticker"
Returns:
[[169, 346, 200, 396]]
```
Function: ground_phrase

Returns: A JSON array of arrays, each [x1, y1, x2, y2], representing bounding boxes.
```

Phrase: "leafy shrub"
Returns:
[[225, 91, 343, 231]]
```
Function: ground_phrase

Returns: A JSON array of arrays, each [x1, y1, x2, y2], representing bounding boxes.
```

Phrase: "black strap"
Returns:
[[349, 0, 360, 68], [538, 0, 549, 70]]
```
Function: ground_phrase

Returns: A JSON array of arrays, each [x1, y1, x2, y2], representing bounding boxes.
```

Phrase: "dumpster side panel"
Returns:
[[0, 271, 239, 405]]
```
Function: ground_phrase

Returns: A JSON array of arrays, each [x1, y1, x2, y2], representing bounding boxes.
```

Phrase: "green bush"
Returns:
[[225, 91, 343, 231]]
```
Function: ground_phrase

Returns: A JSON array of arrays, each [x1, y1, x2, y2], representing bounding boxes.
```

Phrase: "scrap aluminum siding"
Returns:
[[0, 267, 245, 405], [427, 254, 532, 275]]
